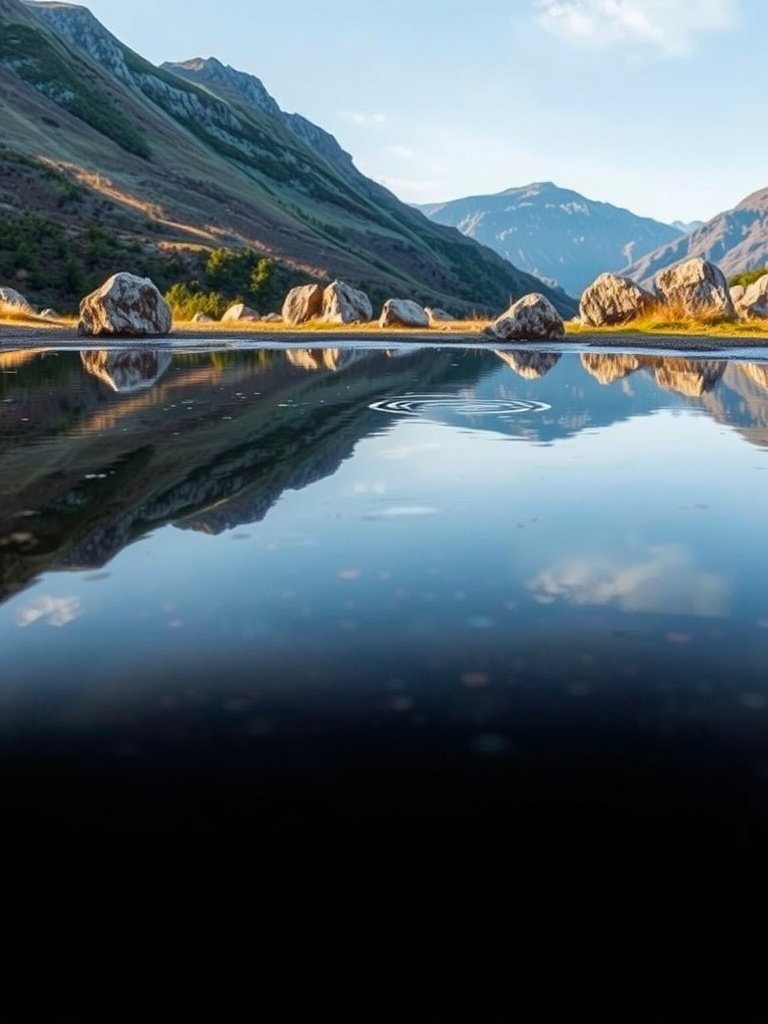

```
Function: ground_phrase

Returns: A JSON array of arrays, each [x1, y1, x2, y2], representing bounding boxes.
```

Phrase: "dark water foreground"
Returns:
[[2, 345, 768, 1022]]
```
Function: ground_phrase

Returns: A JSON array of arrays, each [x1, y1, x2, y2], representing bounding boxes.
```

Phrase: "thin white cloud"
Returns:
[[534, 0, 738, 56], [15, 595, 83, 629], [384, 144, 414, 160], [527, 545, 730, 617], [342, 111, 387, 127]]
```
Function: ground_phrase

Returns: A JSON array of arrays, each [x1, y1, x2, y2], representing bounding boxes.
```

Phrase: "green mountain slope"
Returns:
[[0, 0, 576, 315]]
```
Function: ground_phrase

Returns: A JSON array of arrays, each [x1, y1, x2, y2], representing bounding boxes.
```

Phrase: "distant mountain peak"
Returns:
[[419, 184, 682, 295]]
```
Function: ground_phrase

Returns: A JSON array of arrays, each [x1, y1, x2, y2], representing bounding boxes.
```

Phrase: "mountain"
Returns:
[[624, 186, 768, 288], [671, 220, 705, 234], [0, 1, 574, 317], [417, 182, 682, 296]]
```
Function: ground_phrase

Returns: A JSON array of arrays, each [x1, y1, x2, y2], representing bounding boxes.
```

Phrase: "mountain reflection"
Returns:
[[2, 345, 768, 608], [81, 349, 173, 392]]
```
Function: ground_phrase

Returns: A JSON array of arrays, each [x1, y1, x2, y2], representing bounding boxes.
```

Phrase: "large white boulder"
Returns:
[[489, 293, 564, 341], [322, 280, 372, 323], [738, 274, 768, 319], [0, 287, 33, 315], [78, 273, 172, 337], [378, 299, 429, 328], [221, 302, 260, 322], [654, 257, 735, 319], [579, 273, 656, 326], [282, 284, 324, 325]]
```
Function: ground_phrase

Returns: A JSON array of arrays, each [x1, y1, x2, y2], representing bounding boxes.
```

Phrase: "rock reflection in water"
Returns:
[[80, 349, 172, 392], [653, 358, 726, 398], [495, 350, 561, 379], [286, 348, 363, 372], [580, 352, 641, 385], [740, 363, 768, 392]]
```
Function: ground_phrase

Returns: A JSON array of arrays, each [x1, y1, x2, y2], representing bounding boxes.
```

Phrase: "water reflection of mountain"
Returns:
[[0, 348, 498, 604], [4, 347, 768, 606]]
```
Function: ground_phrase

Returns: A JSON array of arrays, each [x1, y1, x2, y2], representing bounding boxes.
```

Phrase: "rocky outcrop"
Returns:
[[495, 350, 561, 379], [654, 358, 726, 398], [0, 286, 33, 314], [654, 258, 736, 319], [579, 273, 656, 326], [580, 353, 641, 385], [282, 284, 324, 325], [80, 349, 173, 392], [322, 280, 372, 324], [221, 303, 260, 322], [77, 273, 172, 337], [379, 299, 429, 328], [738, 274, 768, 319], [489, 293, 564, 341]]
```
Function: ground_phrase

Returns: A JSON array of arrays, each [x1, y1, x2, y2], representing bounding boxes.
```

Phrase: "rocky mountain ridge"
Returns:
[[0, 0, 574, 315], [418, 182, 683, 295]]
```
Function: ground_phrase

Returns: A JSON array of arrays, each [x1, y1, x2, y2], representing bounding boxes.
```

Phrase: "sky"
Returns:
[[75, 0, 766, 225]]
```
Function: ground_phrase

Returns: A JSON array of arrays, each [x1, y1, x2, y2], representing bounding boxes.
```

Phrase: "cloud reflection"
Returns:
[[528, 544, 730, 617], [14, 595, 83, 628]]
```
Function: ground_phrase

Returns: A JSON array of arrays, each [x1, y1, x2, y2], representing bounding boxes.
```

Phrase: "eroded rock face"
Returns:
[[78, 273, 172, 337], [654, 258, 735, 319], [580, 352, 642, 385], [489, 293, 564, 341], [80, 349, 172, 392], [221, 303, 260, 322], [0, 287, 33, 314], [579, 273, 656, 326], [495, 350, 561, 379], [739, 274, 768, 319], [378, 299, 429, 328], [654, 358, 726, 397], [282, 284, 324, 325], [322, 280, 372, 323]]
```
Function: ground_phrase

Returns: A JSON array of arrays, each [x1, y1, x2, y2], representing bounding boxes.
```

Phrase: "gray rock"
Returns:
[[261, 312, 283, 323], [221, 303, 260, 322], [39, 308, 59, 320], [0, 287, 33, 314], [191, 312, 215, 323], [425, 307, 454, 322], [579, 272, 656, 326], [738, 274, 768, 319], [282, 284, 324, 325], [322, 280, 372, 323], [379, 299, 429, 328], [78, 273, 172, 337], [489, 293, 564, 341], [654, 257, 735, 319]]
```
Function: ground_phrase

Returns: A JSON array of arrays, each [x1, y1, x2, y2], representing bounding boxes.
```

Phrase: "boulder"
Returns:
[[489, 293, 564, 341], [495, 350, 561, 379], [261, 312, 283, 323], [80, 349, 172, 393], [221, 303, 260, 322], [39, 308, 59, 320], [738, 274, 768, 319], [282, 284, 324, 325], [191, 312, 215, 323], [425, 307, 454, 323], [0, 287, 33, 314], [78, 273, 172, 337], [322, 280, 372, 323], [579, 273, 656, 326], [654, 257, 735, 319], [730, 284, 746, 307], [378, 299, 429, 328]]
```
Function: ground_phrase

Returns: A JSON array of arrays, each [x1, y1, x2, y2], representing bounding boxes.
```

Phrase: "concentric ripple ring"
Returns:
[[370, 394, 551, 419]]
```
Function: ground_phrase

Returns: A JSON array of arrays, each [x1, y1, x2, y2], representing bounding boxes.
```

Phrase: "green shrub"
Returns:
[[729, 266, 768, 288]]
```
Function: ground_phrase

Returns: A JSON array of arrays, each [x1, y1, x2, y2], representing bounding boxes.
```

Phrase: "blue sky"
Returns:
[[78, 0, 765, 224]]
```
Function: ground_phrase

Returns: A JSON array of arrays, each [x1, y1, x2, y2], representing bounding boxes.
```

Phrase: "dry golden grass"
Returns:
[[566, 302, 768, 338]]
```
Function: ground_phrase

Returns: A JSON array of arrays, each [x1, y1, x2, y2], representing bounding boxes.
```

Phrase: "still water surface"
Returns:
[[2, 345, 768, 733]]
